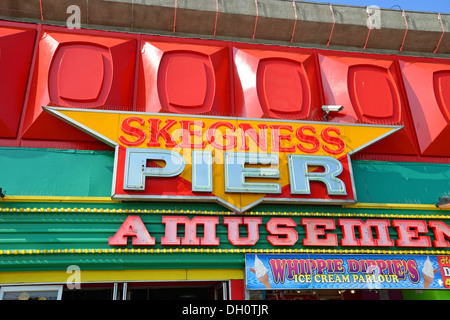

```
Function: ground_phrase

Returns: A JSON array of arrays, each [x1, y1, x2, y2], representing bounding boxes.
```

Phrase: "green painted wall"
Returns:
[[352, 160, 450, 205], [0, 148, 114, 197]]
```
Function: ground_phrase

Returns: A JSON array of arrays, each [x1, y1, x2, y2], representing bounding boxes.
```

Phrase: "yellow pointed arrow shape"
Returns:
[[44, 106, 402, 212]]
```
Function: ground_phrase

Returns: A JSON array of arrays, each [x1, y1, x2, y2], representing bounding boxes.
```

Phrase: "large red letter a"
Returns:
[[109, 215, 156, 246]]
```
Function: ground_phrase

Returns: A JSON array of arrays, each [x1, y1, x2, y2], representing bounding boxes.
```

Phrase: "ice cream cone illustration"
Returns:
[[422, 256, 439, 289], [250, 255, 271, 289], [250, 269, 271, 288], [423, 273, 437, 289]]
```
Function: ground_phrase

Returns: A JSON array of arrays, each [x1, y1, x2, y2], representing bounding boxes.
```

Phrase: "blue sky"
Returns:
[[302, 0, 450, 14]]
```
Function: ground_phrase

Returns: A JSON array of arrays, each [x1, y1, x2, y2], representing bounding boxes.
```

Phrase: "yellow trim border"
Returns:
[[343, 203, 444, 210], [0, 269, 244, 285], [1, 206, 449, 220], [0, 247, 448, 256], [1, 195, 447, 211], [1, 196, 116, 203]]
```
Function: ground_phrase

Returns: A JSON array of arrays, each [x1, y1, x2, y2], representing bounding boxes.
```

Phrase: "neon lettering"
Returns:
[[179, 120, 206, 149], [239, 123, 268, 152], [161, 216, 220, 246], [301, 218, 338, 246], [109, 215, 155, 245], [223, 217, 262, 246], [338, 219, 394, 247], [147, 118, 177, 148], [266, 218, 298, 246], [321, 127, 345, 154], [270, 124, 295, 152], [429, 220, 450, 248], [119, 117, 146, 146], [392, 220, 431, 247], [108, 216, 450, 250], [206, 121, 236, 150], [296, 125, 320, 153]]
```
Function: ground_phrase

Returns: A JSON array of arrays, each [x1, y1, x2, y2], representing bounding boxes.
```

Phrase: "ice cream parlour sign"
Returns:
[[246, 254, 450, 290], [44, 107, 401, 213]]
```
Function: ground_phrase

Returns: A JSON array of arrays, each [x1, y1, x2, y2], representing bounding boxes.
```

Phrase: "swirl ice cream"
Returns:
[[254, 255, 268, 278], [250, 255, 271, 288], [422, 256, 438, 288]]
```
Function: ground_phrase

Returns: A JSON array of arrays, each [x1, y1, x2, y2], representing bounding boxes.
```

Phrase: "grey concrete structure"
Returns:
[[1, 0, 449, 58]]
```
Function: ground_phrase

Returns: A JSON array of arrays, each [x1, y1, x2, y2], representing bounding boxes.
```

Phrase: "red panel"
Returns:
[[434, 71, 450, 122], [21, 28, 137, 142], [159, 51, 213, 112], [258, 59, 308, 116], [318, 53, 418, 155], [399, 60, 450, 156], [57, 47, 105, 102], [137, 39, 231, 116], [348, 65, 399, 120], [229, 279, 245, 300], [233, 47, 321, 120], [0, 26, 36, 138]]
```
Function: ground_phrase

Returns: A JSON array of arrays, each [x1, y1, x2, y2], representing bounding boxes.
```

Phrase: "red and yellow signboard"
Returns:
[[45, 107, 400, 212]]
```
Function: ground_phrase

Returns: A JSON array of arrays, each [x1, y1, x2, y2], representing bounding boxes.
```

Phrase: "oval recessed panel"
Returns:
[[257, 58, 310, 119], [158, 51, 215, 114], [49, 43, 112, 108], [348, 65, 401, 123], [434, 70, 450, 122], [58, 47, 104, 101]]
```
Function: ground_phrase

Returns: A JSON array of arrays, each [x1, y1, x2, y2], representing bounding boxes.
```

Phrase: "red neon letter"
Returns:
[[301, 218, 338, 246], [119, 117, 146, 146], [321, 127, 345, 155], [206, 121, 236, 150], [239, 123, 268, 152], [147, 118, 177, 148], [270, 124, 296, 152], [266, 218, 298, 246], [429, 221, 450, 248], [392, 220, 431, 247], [161, 216, 220, 246], [108, 215, 155, 246], [338, 219, 394, 247], [179, 120, 206, 149], [296, 125, 320, 153], [223, 217, 262, 246]]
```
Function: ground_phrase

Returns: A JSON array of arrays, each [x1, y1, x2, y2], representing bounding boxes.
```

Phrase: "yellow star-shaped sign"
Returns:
[[44, 107, 401, 212]]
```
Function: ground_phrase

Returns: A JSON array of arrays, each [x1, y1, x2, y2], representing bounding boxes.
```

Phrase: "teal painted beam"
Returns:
[[352, 160, 450, 205], [0, 148, 114, 197]]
